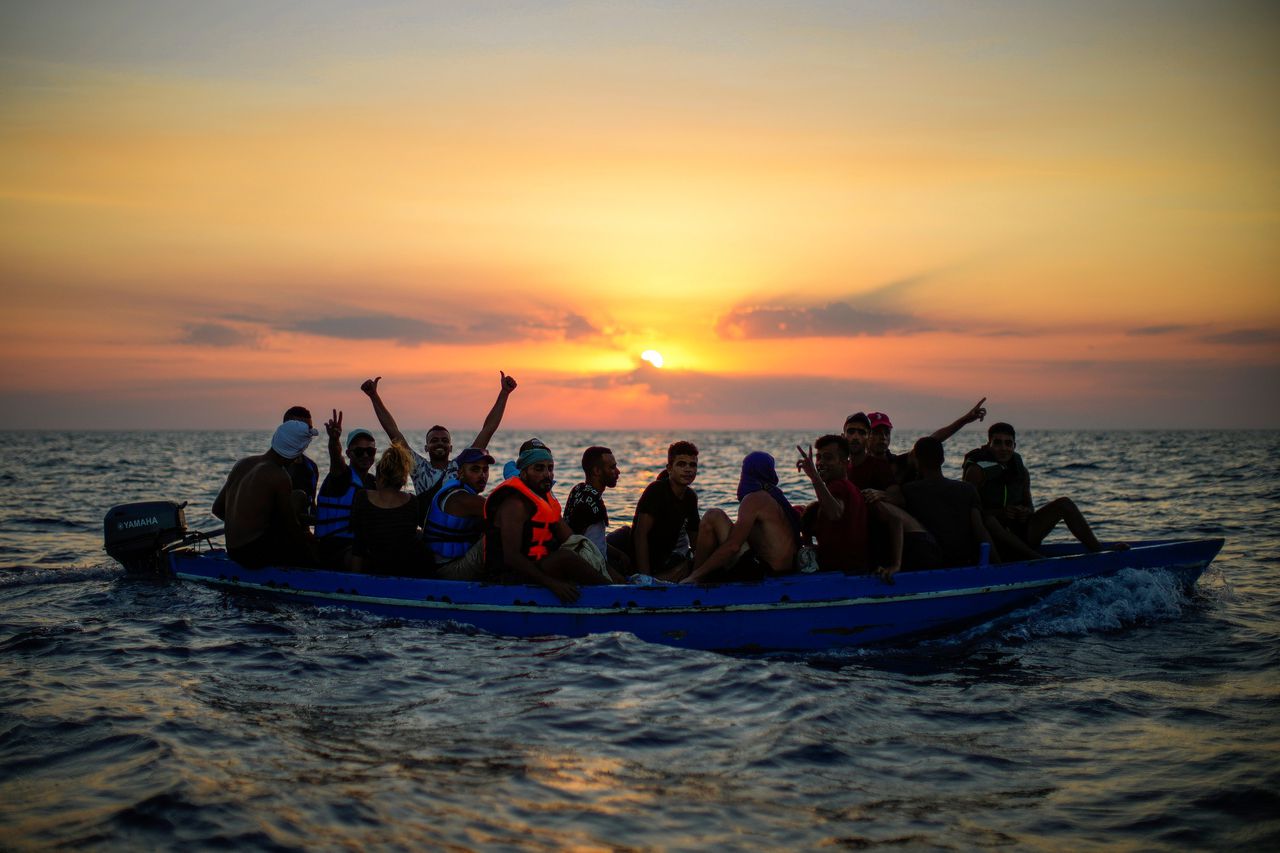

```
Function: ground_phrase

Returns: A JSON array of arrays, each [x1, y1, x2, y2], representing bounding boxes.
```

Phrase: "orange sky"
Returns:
[[1, 1, 1277, 429]]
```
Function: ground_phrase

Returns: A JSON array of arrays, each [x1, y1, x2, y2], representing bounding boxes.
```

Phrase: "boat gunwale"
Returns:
[[168, 537, 1223, 616]]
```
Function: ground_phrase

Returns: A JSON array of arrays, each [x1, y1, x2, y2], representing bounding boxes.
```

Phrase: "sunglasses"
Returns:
[[349, 446, 377, 457]]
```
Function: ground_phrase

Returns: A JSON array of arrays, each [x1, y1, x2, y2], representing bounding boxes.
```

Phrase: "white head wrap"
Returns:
[[271, 420, 318, 459]]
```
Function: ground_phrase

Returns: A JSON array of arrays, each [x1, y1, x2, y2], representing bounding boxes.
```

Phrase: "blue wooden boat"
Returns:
[[161, 538, 1222, 652]]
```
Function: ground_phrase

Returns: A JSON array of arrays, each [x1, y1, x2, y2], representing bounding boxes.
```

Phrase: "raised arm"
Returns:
[[930, 397, 987, 443], [470, 371, 518, 450], [360, 376, 409, 448], [797, 444, 844, 521], [324, 409, 349, 477]]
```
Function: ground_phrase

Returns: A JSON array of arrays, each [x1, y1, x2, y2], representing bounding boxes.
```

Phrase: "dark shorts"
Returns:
[[902, 531, 943, 572], [229, 528, 311, 569], [605, 526, 688, 572], [697, 548, 771, 583]]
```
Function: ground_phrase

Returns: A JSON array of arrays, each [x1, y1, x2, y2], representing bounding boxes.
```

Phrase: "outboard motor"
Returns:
[[104, 501, 189, 575]]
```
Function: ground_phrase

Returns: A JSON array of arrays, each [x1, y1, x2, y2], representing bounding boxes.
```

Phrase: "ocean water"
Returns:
[[1, 429, 1277, 850]]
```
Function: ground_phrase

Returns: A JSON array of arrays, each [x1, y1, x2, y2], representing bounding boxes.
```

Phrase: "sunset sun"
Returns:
[[640, 350, 665, 369]]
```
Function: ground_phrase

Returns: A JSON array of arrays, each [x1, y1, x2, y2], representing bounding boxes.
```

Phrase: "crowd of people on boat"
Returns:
[[211, 373, 1122, 602]]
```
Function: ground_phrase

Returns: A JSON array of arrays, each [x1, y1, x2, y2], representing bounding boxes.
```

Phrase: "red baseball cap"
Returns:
[[867, 412, 893, 430]]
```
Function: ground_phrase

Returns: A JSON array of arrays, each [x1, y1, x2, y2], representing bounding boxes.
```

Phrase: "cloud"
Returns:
[[282, 310, 606, 346], [287, 314, 502, 346], [1200, 328, 1280, 346], [715, 266, 958, 341], [563, 311, 603, 340], [716, 302, 924, 339], [177, 322, 260, 347], [1129, 324, 1194, 337]]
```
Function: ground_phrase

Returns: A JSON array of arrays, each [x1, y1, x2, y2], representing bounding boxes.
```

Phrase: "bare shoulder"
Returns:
[[741, 491, 778, 520]]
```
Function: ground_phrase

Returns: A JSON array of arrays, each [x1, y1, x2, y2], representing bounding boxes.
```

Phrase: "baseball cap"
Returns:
[[345, 427, 375, 447], [867, 412, 893, 431], [457, 447, 496, 465]]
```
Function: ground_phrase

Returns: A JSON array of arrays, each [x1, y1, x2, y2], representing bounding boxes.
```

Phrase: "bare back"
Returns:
[[217, 454, 292, 549], [741, 491, 798, 572]]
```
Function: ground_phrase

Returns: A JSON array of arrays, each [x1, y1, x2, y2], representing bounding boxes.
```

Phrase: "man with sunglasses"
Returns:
[[314, 410, 379, 569]]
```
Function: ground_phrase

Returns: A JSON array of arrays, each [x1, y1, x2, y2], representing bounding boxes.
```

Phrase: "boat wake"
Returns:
[[0, 563, 123, 589], [958, 567, 1195, 645]]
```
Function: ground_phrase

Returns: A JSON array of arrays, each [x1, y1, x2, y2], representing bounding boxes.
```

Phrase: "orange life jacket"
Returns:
[[484, 476, 562, 562]]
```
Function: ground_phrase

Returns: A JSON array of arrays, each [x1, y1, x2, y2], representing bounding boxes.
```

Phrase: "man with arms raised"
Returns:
[[423, 446, 496, 580], [608, 441, 701, 580], [314, 411, 378, 569], [484, 443, 616, 602], [682, 452, 799, 584], [360, 371, 517, 515], [565, 445, 631, 574], [963, 422, 1121, 559], [905, 436, 998, 568], [796, 435, 869, 573], [212, 420, 320, 569]]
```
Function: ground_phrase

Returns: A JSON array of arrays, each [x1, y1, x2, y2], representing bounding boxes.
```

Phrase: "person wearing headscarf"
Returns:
[[212, 419, 321, 569], [679, 452, 799, 584]]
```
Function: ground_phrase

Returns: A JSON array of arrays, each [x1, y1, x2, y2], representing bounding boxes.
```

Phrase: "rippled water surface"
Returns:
[[2, 429, 1278, 850]]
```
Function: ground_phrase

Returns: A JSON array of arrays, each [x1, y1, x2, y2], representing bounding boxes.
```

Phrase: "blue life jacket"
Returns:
[[423, 478, 483, 560], [315, 467, 372, 540]]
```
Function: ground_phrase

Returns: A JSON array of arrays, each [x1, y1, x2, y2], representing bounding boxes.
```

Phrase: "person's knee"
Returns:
[[705, 508, 729, 524]]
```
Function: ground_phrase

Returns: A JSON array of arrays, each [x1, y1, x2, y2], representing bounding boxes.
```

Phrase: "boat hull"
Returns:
[[166, 538, 1222, 652]]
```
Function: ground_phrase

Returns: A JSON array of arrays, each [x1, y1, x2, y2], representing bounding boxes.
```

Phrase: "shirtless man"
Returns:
[[212, 420, 320, 568], [361, 371, 517, 513], [484, 444, 618, 602], [963, 422, 1122, 558], [682, 452, 799, 584]]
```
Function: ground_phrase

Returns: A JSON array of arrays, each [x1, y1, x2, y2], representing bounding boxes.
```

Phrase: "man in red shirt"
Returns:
[[797, 434, 870, 574]]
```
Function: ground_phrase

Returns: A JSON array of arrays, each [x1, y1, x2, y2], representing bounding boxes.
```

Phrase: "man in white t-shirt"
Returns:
[[360, 372, 517, 517]]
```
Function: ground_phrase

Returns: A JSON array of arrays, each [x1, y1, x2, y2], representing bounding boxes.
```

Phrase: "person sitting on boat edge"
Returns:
[[314, 411, 378, 570], [360, 371, 517, 518], [796, 435, 870, 574], [605, 441, 701, 581], [423, 446, 495, 580], [212, 419, 320, 569], [679, 451, 799, 584], [282, 405, 320, 523], [350, 444, 435, 576], [963, 422, 1125, 559], [904, 436, 999, 568], [484, 444, 612, 603], [565, 445, 632, 576]]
